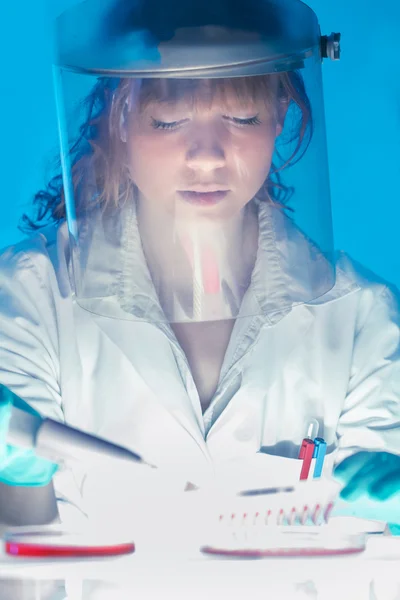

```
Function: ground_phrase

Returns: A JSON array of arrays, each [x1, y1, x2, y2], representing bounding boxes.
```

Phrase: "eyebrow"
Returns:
[[142, 97, 261, 112], [139, 98, 188, 112]]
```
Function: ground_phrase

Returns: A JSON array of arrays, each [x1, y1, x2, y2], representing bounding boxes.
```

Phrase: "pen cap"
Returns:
[[306, 419, 319, 440]]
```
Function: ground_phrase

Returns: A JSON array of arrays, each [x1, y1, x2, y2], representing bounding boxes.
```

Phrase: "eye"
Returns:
[[150, 117, 188, 130], [224, 115, 261, 127]]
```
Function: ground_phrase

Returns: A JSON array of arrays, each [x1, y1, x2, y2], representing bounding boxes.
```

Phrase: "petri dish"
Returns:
[[4, 529, 135, 558], [201, 526, 366, 558]]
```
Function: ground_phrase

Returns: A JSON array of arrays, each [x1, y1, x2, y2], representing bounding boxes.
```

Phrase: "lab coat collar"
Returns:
[[233, 200, 359, 326], [62, 195, 360, 329], [117, 198, 360, 325]]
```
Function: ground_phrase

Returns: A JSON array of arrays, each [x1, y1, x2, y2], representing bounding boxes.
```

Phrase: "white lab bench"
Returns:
[[0, 535, 400, 600]]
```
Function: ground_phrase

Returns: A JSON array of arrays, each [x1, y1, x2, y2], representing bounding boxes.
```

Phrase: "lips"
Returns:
[[178, 190, 229, 206]]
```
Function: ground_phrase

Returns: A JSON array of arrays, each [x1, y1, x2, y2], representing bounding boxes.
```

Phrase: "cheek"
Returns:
[[128, 137, 179, 189], [231, 133, 276, 184]]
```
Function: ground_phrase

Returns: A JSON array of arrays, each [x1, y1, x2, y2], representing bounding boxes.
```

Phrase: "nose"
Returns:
[[185, 128, 226, 172]]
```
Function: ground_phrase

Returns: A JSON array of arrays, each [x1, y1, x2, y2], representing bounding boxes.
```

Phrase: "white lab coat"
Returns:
[[0, 201, 400, 526]]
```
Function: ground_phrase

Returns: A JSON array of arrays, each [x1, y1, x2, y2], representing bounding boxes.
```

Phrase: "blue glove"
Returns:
[[334, 451, 400, 502], [333, 451, 400, 533], [0, 384, 58, 487], [388, 524, 400, 535]]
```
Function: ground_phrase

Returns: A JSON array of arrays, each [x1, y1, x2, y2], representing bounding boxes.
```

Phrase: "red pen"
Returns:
[[298, 437, 315, 480]]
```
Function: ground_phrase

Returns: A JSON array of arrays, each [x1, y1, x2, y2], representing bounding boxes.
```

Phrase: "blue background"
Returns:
[[1, 1, 399, 286]]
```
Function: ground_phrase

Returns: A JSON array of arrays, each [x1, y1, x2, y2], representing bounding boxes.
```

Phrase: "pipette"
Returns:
[[3, 386, 155, 469]]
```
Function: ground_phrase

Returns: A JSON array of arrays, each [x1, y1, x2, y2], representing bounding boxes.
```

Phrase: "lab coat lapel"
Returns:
[[90, 315, 209, 459], [207, 303, 316, 460]]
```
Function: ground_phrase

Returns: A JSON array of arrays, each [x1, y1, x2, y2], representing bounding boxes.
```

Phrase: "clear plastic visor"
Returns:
[[55, 52, 335, 324]]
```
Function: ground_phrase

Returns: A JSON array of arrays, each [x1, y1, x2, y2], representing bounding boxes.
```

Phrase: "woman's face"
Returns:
[[125, 81, 282, 222]]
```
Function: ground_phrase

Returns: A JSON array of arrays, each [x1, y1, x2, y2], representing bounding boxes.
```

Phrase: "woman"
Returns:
[[0, 0, 399, 529]]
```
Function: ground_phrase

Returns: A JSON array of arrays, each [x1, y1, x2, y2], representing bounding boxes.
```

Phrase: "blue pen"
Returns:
[[313, 437, 327, 478]]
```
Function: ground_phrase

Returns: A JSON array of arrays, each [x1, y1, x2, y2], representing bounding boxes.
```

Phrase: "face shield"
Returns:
[[53, 0, 339, 324]]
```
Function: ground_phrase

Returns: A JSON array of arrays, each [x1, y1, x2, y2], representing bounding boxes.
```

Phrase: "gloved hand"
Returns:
[[334, 451, 400, 502], [334, 451, 400, 533], [0, 384, 58, 487]]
